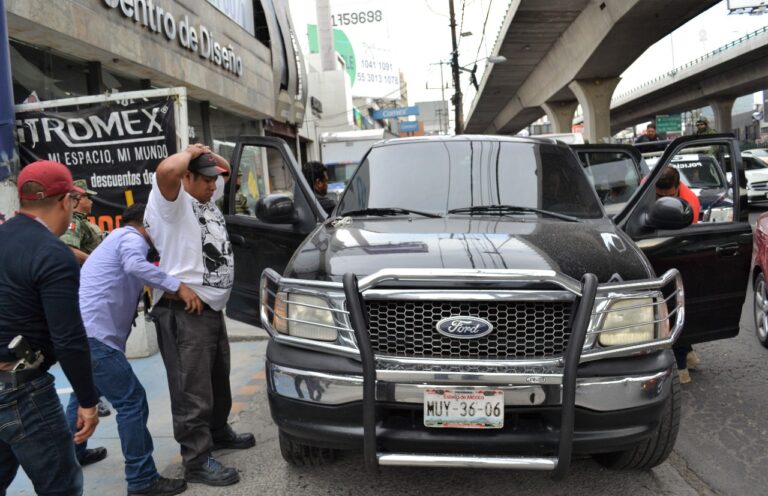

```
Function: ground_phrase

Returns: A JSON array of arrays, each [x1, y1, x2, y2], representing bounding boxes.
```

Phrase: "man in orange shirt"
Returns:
[[655, 166, 701, 384], [655, 167, 700, 223]]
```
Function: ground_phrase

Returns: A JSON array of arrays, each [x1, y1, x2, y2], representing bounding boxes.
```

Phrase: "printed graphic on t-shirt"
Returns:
[[192, 201, 234, 288]]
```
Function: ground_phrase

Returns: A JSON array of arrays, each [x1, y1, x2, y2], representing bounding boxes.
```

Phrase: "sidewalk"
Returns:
[[8, 316, 268, 496]]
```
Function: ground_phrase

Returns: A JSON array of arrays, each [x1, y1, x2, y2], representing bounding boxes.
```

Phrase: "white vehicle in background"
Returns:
[[743, 148, 768, 166], [741, 154, 768, 204], [320, 129, 390, 202]]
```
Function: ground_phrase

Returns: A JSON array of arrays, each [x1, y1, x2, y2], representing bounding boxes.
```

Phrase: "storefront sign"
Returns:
[[399, 120, 420, 132], [103, 0, 243, 77], [373, 106, 419, 120], [15, 97, 177, 231]]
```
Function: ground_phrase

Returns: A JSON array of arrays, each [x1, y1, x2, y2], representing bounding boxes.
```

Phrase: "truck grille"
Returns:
[[365, 300, 573, 359]]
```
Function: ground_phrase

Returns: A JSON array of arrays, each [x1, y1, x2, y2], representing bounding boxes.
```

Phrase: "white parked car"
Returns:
[[743, 148, 768, 166], [743, 155, 768, 204]]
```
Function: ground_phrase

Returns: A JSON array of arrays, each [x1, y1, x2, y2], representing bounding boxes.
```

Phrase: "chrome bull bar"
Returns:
[[260, 267, 684, 478], [343, 271, 599, 480]]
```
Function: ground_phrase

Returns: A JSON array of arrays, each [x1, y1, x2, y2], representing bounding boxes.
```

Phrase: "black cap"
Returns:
[[189, 153, 228, 177]]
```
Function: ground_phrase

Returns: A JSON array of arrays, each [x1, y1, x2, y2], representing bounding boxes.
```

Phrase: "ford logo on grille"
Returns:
[[435, 316, 493, 339]]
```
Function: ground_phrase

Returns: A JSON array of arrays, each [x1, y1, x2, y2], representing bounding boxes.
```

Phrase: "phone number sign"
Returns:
[[308, 0, 400, 100]]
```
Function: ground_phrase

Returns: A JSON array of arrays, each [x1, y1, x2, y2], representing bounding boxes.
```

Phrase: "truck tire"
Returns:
[[279, 431, 337, 467], [592, 367, 681, 470]]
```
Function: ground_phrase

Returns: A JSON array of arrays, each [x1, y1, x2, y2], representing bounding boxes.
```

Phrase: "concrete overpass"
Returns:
[[465, 0, 719, 142], [610, 26, 768, 134]]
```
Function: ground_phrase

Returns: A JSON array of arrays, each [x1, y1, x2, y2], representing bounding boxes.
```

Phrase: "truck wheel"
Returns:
[[592, 367, 681, 470], [279, 431, 337, 467], [753, 273, 768, 348]]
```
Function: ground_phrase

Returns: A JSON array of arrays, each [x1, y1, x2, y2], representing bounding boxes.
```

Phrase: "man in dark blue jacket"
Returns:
[[0, 160, 100, 495]]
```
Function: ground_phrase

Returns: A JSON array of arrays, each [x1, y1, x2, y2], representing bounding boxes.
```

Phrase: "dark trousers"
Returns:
[[0, 374, 83, 496], [673, 344, 693, 369], [151, 304, 232, 468]]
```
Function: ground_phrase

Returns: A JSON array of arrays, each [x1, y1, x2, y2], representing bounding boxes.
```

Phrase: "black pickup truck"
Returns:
[[220, 134, 750, 477]]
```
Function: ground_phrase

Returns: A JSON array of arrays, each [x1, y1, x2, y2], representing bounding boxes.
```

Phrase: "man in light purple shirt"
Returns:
[[65, 203, 202, 496]]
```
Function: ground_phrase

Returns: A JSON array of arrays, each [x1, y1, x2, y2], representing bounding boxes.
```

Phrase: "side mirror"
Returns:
[[645, 196, 694, 230], [255, 194, 297, 224]]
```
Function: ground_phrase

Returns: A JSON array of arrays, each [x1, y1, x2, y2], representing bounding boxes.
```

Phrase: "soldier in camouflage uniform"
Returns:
[[60, 179, 103, 264], [60, 179, 112, 418], [234, 171, 249, 215]]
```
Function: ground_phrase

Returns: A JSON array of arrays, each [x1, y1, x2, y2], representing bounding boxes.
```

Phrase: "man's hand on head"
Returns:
[[185, 143, 211, 160]]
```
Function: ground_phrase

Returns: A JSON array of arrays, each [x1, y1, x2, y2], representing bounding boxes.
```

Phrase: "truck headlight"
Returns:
[[273, 291, 338, 341], [597, 298, 656, 346]]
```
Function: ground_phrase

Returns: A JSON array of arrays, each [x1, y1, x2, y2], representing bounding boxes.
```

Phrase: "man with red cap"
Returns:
[[0, 160, 100, 495]]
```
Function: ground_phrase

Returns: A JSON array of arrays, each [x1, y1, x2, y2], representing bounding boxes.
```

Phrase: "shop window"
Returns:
[[10, 40, 88, 104]]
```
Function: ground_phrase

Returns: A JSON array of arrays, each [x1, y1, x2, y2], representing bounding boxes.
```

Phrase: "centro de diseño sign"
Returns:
[[103, 0, 243, 76]]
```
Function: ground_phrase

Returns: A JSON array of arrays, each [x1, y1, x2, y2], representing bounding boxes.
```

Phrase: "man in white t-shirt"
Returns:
[[145, 144, 254, 487]]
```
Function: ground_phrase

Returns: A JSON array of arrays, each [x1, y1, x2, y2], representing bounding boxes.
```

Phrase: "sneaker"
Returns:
[[212, 430, 256, 450], [185, 456, 239, 486], [686, 351, 701, 370], [127, 476, 187, 496], [679, 368, 692, 385], [97, 400, 112, 417], [79, 447, 108, 467]]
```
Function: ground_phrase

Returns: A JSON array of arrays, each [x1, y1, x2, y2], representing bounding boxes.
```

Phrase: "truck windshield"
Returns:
[[338, 140, 603, 219]]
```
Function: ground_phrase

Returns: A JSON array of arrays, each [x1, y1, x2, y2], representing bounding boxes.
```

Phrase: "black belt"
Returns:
[[157, 297, 216, 313], [0, 367, 45, 389]]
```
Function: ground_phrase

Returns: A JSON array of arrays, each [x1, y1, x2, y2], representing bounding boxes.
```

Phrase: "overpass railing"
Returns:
[[613, 26, 768, 103]]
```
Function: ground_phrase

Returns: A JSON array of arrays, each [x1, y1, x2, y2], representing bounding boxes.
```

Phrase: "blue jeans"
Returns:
[[66, 338, 158, 492], [0, 373, 83, 496]]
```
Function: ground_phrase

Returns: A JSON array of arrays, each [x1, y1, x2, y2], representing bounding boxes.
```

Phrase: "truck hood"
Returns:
[[285, 217, 652, 284]]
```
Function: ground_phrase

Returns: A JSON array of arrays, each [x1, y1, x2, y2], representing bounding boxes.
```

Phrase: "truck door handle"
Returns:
[[715, 243, 740, 257], [230, 234, 246, 246]]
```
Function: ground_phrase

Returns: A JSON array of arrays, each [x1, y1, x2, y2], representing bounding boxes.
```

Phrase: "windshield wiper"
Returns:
[[339, 207, 443, 219], [447, 204, 581, 222]]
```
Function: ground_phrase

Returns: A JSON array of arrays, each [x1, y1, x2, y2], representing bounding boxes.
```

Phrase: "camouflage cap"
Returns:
[[73, 179, 98, 196]]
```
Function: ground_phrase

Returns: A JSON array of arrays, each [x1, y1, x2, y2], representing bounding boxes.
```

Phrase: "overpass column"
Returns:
[[568, 78, 621, 143], [542, 101, 579, 134], [709, 97, 735, 133]]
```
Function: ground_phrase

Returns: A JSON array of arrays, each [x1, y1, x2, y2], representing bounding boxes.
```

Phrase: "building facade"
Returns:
[[6, 0, 307, 156]]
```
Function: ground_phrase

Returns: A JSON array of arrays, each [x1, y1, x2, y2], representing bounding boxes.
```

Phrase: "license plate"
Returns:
[[423, 388, 504, 429]]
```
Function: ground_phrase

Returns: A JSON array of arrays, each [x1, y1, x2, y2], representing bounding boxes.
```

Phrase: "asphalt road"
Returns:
[[179, 313, 768, 495]]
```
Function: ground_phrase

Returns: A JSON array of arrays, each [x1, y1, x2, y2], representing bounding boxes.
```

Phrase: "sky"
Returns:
[[290, 1, 767, 122]]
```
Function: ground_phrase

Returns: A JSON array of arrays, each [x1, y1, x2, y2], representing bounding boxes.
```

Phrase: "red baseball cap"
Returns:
[[17, 160, 75, 200]]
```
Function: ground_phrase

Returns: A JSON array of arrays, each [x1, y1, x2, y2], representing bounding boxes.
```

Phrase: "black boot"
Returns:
[[212, 428, 255, 450], [127, 476, 187, 495], [78, 447, 107, 467], [184, 456, 239, 486]]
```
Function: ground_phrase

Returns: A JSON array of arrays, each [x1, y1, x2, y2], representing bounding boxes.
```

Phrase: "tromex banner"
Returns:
[[15, 97, 177, 231]]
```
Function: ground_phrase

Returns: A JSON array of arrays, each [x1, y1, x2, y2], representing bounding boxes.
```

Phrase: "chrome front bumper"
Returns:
[[267, 362, 673, 412]]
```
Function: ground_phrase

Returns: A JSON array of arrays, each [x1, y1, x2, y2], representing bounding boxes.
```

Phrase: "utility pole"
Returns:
[[448, 0, 463, 135], [316, 0, 336, 71]]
